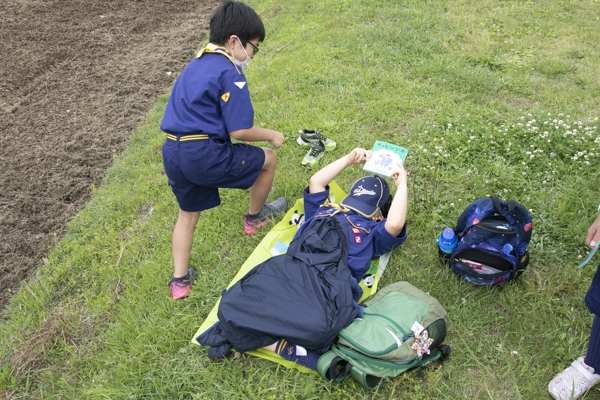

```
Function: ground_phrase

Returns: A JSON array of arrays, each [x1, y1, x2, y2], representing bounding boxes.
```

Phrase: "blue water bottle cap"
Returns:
[[438, 227, 458, 253]]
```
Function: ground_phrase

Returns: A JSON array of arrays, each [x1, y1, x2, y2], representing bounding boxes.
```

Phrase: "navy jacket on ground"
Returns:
[[197, 216, 361, 355]]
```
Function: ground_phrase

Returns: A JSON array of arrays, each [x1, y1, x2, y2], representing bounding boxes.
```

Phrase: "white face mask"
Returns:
[[233, 39, 251, 71]]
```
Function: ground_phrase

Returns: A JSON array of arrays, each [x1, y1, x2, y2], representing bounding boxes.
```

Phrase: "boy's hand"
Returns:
[[269, 131, 284, 148], [586, 213, 600, 248], [347, 148, 371, 164], [390, 162, 407, 188]]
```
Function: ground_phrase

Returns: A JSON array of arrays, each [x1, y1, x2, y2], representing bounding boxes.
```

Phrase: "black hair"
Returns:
[[209, 1, 266, 46], [379, 196, 393, 219]]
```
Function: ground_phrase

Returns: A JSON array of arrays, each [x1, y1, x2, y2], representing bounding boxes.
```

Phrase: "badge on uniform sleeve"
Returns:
[[234, 81, 246, 89], [354, 236, 362, 244], [351, 228, 360, 234], [221, 92, 230, 102]]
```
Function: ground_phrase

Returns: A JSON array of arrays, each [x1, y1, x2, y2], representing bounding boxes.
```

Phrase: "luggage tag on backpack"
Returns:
[[411, 321, 425, 335]]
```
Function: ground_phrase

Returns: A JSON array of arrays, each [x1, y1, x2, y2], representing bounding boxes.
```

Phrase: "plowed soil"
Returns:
[[0, 0, 219, 311]]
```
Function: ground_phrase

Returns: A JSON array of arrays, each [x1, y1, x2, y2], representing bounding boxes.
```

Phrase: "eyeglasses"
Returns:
[[247, 41, 260, 56]]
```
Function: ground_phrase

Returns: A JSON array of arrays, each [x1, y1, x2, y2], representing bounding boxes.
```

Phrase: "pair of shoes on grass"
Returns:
[[548, 356, 600, 400], [168, 267, 197, 300], [243, 197, 288, 235], [297, 129, 336, 167]]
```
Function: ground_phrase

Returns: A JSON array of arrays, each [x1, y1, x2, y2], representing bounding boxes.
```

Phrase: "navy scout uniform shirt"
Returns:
[[296, 185, 407, 301], [160, 44, 254, 139]]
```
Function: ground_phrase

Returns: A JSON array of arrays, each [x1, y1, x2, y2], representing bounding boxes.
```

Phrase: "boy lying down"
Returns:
[[198, 148, 408, 370]]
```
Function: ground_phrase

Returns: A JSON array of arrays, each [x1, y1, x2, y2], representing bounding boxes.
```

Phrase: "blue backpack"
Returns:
[[440, 196, 533, 286]]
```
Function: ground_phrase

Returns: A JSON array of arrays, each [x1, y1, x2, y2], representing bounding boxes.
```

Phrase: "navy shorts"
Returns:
[[162, 138, 266, 212]]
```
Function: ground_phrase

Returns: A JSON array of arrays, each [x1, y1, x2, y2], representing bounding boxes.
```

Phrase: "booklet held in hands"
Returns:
[[363, 140, 408, 178]]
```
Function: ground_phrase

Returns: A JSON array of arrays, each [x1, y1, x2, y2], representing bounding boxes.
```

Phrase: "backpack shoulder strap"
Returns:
[[491, 196, 515, 216], [317, 351, 352, 383]]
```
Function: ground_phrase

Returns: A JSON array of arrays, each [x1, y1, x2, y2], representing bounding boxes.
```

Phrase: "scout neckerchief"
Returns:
[[315, 201, 372, 234], [197, 43, 242, 74]]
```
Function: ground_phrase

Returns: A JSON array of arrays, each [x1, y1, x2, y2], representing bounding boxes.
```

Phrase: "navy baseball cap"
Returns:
[[341, 176, 391, 218]]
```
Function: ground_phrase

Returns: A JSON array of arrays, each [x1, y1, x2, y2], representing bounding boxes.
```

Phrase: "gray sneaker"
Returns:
[[259, 197, 288, 219], [301, 140, 326, 167], [297, 129, 336, 151]]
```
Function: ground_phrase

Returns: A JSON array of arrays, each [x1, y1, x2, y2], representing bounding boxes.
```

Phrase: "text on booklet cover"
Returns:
[[363, 140, 408, 177]]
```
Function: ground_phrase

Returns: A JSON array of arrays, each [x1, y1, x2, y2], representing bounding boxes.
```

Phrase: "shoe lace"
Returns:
[[313, 132, 329, 142], [312, 129, 332, 141], [308, 144, 324, 157], [303, 129, 327, 141], [318, 133, 331, 141]]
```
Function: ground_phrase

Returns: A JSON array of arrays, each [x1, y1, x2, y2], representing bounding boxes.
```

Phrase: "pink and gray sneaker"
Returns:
[[243, 197, 288, 235], [168, 267, 197, 300]]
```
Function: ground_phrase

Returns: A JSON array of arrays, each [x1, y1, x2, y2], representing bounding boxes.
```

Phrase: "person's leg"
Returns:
[[248, 147, 276, 214], [243, 147, 287, 235], [549, 316, 600, 399], [172, 209, 201, 277], [585, 316, 600, 371], [169, 209, 200, 300]]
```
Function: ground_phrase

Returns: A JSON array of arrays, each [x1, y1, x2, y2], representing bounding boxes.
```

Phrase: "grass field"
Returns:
[[2, 0, 600, 398]]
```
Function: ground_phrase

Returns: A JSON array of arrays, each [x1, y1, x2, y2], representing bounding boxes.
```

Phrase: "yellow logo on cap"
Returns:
[[221, 92, 230, 102]]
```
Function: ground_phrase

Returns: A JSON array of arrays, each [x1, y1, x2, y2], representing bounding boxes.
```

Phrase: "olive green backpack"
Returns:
[[317, 281, 450, 389]]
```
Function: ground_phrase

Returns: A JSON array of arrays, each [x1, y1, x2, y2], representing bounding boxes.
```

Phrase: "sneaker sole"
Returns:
[[297, 136, 311, 146], [302, 161, 320, 167]]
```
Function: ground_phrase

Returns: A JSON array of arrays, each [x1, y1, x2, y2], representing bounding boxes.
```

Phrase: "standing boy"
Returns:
[[161, 1, 287, 300], [549, 211, 600, 399]]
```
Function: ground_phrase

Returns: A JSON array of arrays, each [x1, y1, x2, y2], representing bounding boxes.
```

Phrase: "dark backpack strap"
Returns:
[[491, 196, 515, 216], [439, 344, 451, 361], [329, 356, 352, 384], [317, 352, 353, 383], [350, 367, 385, 390], [515, 250, 530, 273]]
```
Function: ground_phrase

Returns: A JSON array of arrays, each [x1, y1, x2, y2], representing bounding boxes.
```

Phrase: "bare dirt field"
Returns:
[[0, 0, 220, 312]]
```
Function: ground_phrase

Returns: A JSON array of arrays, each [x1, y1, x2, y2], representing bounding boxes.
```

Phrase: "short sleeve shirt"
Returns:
[[297, 185, 407, 285], [160, 45, 254, 140]]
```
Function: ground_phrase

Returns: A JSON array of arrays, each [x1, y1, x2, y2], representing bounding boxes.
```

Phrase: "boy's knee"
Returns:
[[263, 147, 277, 168], [178, 210, 201, 225]]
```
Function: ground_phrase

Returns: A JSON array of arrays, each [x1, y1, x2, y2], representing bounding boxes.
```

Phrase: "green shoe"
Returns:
[[297, 129, 336, 152], [301, 140, 325, 167]]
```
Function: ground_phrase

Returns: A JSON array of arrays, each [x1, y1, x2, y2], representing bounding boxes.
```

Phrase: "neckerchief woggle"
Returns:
[[314, 201, 373, 235]]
